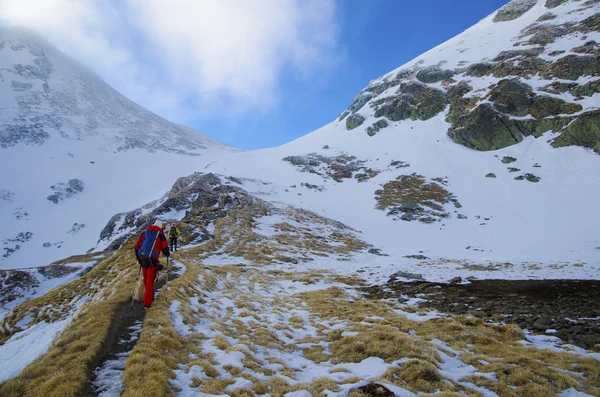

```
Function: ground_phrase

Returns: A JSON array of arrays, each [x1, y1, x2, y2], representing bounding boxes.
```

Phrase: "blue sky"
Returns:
[[196, 0, 509, 149]]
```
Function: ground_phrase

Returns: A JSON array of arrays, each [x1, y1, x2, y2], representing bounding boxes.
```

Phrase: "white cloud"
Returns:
[[0, 0, 339, 122]]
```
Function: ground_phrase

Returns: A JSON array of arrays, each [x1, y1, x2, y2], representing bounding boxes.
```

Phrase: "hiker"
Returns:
[[168, 224, 181, 252], [134, 220, 170, 309]]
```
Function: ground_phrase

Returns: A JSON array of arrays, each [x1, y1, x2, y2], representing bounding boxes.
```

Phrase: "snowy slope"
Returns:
[[0, 27, 235, 270], [193, 0, 600, 278]]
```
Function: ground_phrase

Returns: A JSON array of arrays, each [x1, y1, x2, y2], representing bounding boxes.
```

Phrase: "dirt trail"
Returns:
[[85, 262, 181, 397], [365, 279, 600, 348]]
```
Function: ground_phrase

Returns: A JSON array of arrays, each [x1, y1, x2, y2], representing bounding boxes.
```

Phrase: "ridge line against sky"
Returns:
[[0, 0, 509, 149]]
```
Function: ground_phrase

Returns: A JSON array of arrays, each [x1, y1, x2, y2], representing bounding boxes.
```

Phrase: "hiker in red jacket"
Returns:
[[134, 220, 170, 308]]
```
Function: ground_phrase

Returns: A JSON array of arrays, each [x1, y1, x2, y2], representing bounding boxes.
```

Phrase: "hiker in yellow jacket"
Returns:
[[168, 224, 181, 252]]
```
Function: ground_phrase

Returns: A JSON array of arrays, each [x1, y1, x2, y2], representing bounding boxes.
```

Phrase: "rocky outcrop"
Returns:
[[366, 119, 389, 136], [375, 174, 461, 223], [98, 173, 254, 249], [346, 113, 365, 130], [545, 0, 568, 8], [448, 104, 524, 151], [373, 81, 447, 122], [552, 110, 600, 153], [493, 0, 537, 22], [283, 153, 379, 182], [47, 179, 84, 204]]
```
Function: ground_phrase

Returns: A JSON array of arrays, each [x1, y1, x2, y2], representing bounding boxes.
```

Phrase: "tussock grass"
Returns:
[[0, 239, 139, 397]]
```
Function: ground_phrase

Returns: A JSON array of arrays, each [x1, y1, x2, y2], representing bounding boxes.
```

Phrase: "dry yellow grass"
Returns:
[[0, 239, 140, 397]]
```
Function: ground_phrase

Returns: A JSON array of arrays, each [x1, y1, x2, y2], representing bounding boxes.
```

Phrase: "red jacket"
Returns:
[[135, 225, 170, 259]]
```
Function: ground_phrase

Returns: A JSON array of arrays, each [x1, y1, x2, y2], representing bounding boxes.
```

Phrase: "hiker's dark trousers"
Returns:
[[170, 237, 178, 251]]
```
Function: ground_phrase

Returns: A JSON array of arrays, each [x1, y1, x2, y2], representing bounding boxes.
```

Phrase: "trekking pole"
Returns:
[[165, 256, 170, 300], [130, 265, 142, 308]]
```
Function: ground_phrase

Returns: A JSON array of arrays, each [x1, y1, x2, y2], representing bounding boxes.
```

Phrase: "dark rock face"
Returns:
[[553, 110, 600, 152], [416, 66, 454, 83], [493, 0, 537, 22], [538, 12, 557, 22], [544, 55, 600, 80], [373, 81, 447, 122], [98, 173, 253, 248], [488, 79, 582, 119], [366, 119, 389, 136], [545, 0, 568, 8], [448, 104, 523, 151], [0, 270, 39, 305], [488, 79, 533, 117], [350, 383, 395, 397], [346, 113, 365, 130], [465, 63, 493, 77]]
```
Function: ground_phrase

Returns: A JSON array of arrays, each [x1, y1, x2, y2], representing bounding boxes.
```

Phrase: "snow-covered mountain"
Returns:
[[193, 0, 600, 269], [0, 27, 235, 270], [2, 1, 600, 395]]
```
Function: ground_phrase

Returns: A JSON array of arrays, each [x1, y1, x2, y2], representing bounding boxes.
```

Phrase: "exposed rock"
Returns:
[[516, 116, 573, 138], [374, 81, 448, 122], [492, 48, 544, 62], [366, 119, 389, 136], [0, 189, 15, 202], [47, 179, 84, 204], [488, 79, 533, 117], [553, 109, 600, 150], [38, 264, 79, 279], [515, 173, 541, 182], [376, 174, 459, 222], [493, 0, 537, 22], [465, 63, 493, 77], [448, 104, 523, 151], [492, 56, 548, 78], [346, 113, 365, 130], [340, 93, 373, 121], [283, 153, 376, 182], [572, 40, 600, 56], [350, 383, 395, 397], [545, 0, 568, 8], [538, 12, 557, 21], [416, 66, 454, 83], [0, 270, 39, 304], [518, 24, 570, 46], [544, 55, 600, 80], [389, 271, 424, 281]]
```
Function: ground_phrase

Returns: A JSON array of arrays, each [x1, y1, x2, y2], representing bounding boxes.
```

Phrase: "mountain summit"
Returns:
[[0, 27, 233, 269], [0, 27, 229, 155]]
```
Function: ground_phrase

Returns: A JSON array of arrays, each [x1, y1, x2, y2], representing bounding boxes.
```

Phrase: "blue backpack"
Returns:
[[138, 230, 160, 258]]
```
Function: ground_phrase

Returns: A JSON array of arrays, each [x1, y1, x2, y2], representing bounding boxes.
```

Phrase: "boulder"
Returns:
[[346, 113, 365, 130], [488, 79, 532, 117], [448, 104, 523, 151], [366, 119, 389, 136], [374, 81, 448, 122], [553, 110, 600, 150]]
